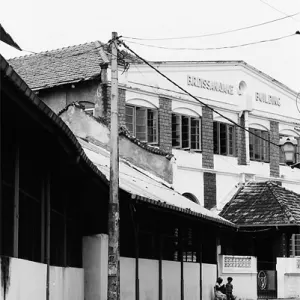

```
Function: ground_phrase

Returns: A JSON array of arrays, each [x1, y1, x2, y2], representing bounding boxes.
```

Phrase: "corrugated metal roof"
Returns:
[[79, 138, 235, 227]]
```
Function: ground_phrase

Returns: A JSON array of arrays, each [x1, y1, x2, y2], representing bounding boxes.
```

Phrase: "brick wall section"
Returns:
[[237, 114, 247, 165], [203, 172, 217, 209], [159, 97, 172, 153], [202, 106, 214, 169], [270, 120, 280, 178], [101, 85, 126, 126]]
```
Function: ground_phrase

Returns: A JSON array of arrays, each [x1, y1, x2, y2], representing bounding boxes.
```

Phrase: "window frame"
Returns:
[[249, 128, 270, 163], [172, 113, 201, 151], [213, 121, 236, 157], [125, 105, 158, 145]]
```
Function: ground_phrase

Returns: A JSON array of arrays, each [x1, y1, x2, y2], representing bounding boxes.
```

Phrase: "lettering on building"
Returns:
[[255, 92, 281, 106], [187, 75, 234, 95], [297, 258, 300, 269], [223, 255, 252, 268]]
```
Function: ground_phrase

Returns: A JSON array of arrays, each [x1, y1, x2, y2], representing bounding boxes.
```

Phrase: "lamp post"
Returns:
[[279, 137, 300, 169]]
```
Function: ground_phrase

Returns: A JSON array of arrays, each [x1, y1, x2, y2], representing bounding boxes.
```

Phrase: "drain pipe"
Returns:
[[46, 172, 51, 300]]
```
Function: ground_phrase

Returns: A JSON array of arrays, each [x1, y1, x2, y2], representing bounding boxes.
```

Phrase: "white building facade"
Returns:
[[117, 60, 300, 210]]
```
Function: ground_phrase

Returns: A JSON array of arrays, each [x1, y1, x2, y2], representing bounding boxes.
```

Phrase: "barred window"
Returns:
[[125, 105, 158, 144], [290, 234, 300, 257], [213, 122, 235, 156], [249, 128, 270, 162], [172, 114, 201, 150]]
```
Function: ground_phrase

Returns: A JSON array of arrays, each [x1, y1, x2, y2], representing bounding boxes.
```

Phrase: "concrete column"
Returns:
[[82, 234, 108, 300]]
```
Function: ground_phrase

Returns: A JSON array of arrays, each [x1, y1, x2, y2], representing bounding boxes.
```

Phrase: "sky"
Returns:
[[0, 0, 299, 91]]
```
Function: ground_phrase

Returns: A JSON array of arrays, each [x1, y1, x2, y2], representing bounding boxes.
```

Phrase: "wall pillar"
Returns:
[[82, 234, 108, 300], [159, 97, 172, 153], [202, 106, 216, 209], [270, 121, 280, 178], [237, 113, 247, 165]]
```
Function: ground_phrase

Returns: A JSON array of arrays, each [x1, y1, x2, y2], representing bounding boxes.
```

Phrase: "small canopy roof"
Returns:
[[220, 181, 300, 227]]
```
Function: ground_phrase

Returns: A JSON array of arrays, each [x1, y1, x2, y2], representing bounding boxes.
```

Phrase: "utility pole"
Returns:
[[108, 31, 120, 300]]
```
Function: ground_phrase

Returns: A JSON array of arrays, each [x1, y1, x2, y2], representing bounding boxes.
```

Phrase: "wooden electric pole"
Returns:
[[108, 31, 120, 300]]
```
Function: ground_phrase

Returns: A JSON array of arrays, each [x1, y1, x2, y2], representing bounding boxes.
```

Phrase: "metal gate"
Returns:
[[257, 268, 277, 298]]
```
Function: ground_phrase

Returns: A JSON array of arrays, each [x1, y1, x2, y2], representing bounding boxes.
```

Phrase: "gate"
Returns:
[[257, 262, 277, 298]]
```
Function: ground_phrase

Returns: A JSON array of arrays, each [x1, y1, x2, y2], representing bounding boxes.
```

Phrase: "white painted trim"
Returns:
[[126, 98, 158, 109], [173, 107, 200, 117]]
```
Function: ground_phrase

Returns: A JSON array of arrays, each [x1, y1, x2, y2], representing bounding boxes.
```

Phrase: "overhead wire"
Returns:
[[123, 32, 298, 51], [119, 38, 280, 147], [258, 0, 300, 22], [123, 12, 300, 41]]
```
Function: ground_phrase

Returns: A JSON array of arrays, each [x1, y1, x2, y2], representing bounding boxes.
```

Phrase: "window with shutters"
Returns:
[[249, 128, 270, 162], [213, 122, 236, 156], [172, 113, 201, 150], [125, 105, 158, 144]]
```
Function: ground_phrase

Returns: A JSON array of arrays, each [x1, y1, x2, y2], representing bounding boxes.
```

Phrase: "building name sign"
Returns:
[[255, 92, 281, 107], [187, 75, 234, 95]]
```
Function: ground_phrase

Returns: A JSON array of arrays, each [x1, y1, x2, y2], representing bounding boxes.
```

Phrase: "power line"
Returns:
[[258, 0, 300, 23], [123, 12, 300, 41], [119, 38, 280, 147], [123, 32, 297, 51]]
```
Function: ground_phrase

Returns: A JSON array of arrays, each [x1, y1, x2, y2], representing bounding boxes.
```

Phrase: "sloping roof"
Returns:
[[79, 137, 235, 227], [8, 41, 106, 90], [8, 41, 296, 96], [0, 24, 22, 50], [1, 54, 108, 184], [219, 181, 300, 226]]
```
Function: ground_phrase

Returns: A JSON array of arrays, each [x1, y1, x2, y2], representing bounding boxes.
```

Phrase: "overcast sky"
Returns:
[[1, 0, 299, 91]]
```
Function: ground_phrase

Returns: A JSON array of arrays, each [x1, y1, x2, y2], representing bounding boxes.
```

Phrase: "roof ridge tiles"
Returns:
[[8, 40, 102, 60]]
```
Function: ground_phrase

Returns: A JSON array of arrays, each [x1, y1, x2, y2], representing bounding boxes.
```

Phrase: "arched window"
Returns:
[[182, 193, 200, 204]]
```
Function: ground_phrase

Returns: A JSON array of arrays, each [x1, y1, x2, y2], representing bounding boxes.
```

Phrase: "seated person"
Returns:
[[215, 277, 226, 300]]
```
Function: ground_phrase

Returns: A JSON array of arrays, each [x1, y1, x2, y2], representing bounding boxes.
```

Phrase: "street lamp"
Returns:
[[279, 137, 300, 168]]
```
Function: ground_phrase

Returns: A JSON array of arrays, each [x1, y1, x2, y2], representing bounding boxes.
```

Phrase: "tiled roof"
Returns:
[[8, 41, 106, 90], [219, 181, 300, 226], [8, 41, 139, 91]]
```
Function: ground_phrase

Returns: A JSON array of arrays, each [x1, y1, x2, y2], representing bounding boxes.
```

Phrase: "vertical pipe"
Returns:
[[41, 178, 45, 262], [46, 172, 51, 300], [108, 31, 120, 300], [63, 194, 67, 267], [159, 234, 163, 300], [135, 222, 139, 300], [180, 229, 184, 300], [199, 232, 203, 300], [13, 142, 20, 258]]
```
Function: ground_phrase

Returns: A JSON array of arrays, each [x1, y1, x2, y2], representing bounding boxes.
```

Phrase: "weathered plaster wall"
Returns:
[[39, 81, 101, 114], [218, 255, 257, 300], [0, 257, 83, 300], [61, 106, 173, 183], [277, 257, 300, 298]]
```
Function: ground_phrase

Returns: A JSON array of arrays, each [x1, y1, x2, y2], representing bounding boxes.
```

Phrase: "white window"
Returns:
[[172, 114, 201, 150], [125, 105, 158, 144], [213, 122, 236, 156], [249, 128, 270, 162]]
